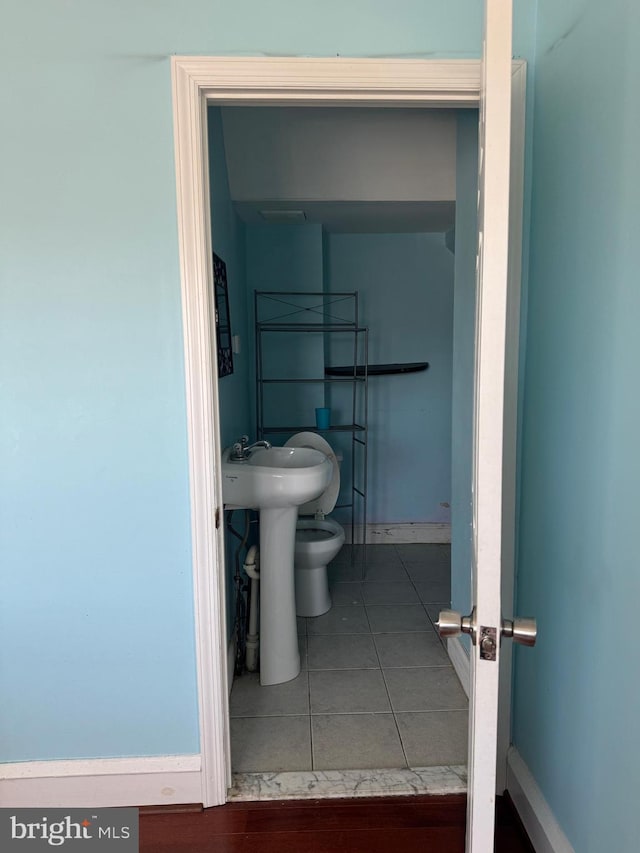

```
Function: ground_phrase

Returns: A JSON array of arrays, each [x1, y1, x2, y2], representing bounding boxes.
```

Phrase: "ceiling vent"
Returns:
[[259, 209, 307, 223]]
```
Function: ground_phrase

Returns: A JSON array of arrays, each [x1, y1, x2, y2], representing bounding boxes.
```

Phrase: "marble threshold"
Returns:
[[228, 765, 467, 802]]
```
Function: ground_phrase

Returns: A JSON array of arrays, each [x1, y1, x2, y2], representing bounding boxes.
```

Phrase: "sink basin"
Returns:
[[222, 445, 332, 510], [221, 444, 333, 686]]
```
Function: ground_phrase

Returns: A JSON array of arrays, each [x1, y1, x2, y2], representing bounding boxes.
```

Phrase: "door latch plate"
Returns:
[[479, 626, 497, 661]]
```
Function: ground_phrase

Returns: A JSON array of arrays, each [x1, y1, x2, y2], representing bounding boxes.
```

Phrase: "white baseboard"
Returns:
[[344, 522, 451, 545], [447, 636, 470, 698], [507, 747, 575, 853], [0, 755, 202, 809]]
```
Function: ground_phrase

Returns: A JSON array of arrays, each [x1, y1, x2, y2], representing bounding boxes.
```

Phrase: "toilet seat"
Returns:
[[284, 432, 340, 517]]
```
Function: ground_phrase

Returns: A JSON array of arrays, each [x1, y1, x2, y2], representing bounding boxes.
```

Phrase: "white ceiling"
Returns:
[[233, 200, 456, 233], [220, 107, 457, 233]]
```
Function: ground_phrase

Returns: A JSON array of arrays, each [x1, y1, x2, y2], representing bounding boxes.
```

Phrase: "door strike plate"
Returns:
[[479, 626, 497, 661]]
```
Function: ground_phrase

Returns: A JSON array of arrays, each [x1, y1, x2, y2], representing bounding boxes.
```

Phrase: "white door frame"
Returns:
[[170, 55, 526, 808]]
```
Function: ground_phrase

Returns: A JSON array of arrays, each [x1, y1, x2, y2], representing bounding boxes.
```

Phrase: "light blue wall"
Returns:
[[450, 112, 478, 637], [208, 107, 251, 448], [513, 1, 640, 850], [207, 106, 252, 642], [246, 224, 326, 431], [0, 1, 536, 763], [325, 233, 454, 524]]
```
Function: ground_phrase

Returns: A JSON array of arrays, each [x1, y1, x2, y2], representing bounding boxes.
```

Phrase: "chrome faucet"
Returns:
[[229, 435, 272, 461]]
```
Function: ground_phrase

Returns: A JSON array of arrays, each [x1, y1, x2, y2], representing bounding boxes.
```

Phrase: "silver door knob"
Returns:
[[436, 609, 476, 641], [437, 609, 537, 648], [502, 617, 537, 647]]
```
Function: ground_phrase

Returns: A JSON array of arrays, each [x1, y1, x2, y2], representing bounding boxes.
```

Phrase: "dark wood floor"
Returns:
[[140, 794, 534, 852]]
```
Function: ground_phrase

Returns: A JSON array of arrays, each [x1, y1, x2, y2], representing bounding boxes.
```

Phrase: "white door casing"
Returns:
[[171, 41, 524, 824]]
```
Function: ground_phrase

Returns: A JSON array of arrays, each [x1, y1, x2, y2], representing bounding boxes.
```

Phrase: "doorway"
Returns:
[[212, 103, 469, 795], [170, 56, 525, 808]]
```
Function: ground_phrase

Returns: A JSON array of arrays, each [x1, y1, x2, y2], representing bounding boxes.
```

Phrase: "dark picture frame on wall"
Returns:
[[213, 252, 234, 378]]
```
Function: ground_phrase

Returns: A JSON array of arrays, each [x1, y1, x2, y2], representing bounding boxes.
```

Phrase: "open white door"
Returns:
[[438, 1, 535, 850], [466, 2, 512, 847]]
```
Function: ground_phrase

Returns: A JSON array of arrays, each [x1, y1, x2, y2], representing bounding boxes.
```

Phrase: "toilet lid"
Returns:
[[284, 432, 340, 516]]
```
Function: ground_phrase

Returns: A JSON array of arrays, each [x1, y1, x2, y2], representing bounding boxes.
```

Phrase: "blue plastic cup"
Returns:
[[315, 407, 331, 430]]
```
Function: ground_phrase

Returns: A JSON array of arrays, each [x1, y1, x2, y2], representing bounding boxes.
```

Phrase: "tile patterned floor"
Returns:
[[230, 543, 468, 773]]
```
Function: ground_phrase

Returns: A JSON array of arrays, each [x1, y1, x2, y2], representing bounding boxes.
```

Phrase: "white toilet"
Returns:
[[284, 432, 345, 617]]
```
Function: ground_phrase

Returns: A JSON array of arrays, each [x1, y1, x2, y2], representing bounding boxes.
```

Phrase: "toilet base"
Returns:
[[295, 565, 331, 618]]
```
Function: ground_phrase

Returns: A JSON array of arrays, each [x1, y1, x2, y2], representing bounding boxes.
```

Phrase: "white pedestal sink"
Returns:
[[222, 445, 332, 685]]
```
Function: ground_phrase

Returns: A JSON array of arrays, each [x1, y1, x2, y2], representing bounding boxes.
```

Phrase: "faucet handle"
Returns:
[[238, 435, 249, 447], [231, 440, 247, 460]]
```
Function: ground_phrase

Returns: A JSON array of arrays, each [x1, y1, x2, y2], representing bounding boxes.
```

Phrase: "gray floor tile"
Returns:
[[396, 711, 468, 767], [230, 671, 309, 717], [307, 634, 379, 670], [362, 562, 409, 582], [384, 667, 468, 712], [312, 713, 406, 770], [366, 603, 432, 633], [405, 561, 451, 583], [414, 579, 451, 603], [362, 581, 419, 605], [396, 543, 450, 565], [309, 669, 391, 714], [231, 716, 312, 772], [330, 582, 364, 606], [333, 544, 400, 565], [374, 632, 448, 668], [298, 635, 308, 671], [358, 545, 404, 566], [307, 605, 370, 635], [328, 561, 365, 583], [230, 567, 466, 775]]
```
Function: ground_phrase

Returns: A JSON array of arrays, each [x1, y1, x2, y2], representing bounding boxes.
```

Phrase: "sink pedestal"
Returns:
[[259, 506, 300, 686], [220, 443, 331, 686]]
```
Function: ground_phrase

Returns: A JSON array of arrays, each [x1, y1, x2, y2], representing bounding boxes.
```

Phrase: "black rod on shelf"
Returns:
[[260, 377, 366, 384], [259, 324, 368, 332], [325, 362, 428, 377]]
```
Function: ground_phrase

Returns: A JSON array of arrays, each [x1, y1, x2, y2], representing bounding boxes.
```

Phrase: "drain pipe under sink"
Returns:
[[244, 545, 260, 672]]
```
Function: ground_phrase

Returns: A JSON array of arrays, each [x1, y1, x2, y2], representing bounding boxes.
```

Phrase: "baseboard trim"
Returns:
[[0, 755, 202, 809], [343, 522, 451, 545], [447, 636, 470, 698], [506, 747, 575, 853]]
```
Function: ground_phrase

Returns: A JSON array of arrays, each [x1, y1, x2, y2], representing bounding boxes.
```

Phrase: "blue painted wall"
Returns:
[[325, 233, 454, 524], [512, 1, 640, 849], [245, 224, 326, 431], [208, 107, 251, 449], [0, 44, 200, 759], [207, 106, 252, 642], [450, 112, 478, 642], [0, 1, 535, 763]]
